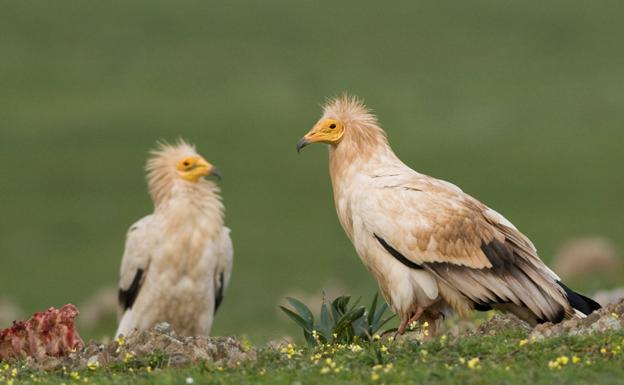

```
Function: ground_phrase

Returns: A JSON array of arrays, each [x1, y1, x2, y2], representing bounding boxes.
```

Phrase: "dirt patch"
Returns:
[[21, 322, 255, 371], [471, 313, 532, 337]]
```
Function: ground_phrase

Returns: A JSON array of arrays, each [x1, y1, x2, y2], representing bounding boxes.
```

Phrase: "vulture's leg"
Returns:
[[398, 307, 425, 334]]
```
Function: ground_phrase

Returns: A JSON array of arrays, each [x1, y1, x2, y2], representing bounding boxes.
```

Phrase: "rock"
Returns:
[[472, 313, 531, 337], [529, 298, 624, 341], [154, 322, 174, 334]]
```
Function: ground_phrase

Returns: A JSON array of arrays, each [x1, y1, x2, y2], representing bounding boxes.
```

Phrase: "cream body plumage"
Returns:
[[297, 95, 600, 333], [115, 141, 232, 337]]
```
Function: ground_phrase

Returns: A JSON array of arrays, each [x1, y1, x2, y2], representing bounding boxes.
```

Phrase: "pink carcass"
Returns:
[[0, 304, 83, 361]]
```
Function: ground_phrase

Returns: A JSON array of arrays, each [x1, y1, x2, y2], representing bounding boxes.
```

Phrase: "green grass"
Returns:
[[3, 330, 624, 385], [0, 0, 623, 344]]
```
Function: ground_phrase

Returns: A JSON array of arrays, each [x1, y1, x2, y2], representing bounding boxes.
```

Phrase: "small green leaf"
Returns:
[[285, 297, 314, 327], [372, 302, 390, 327], [280, 306, 313, 332], [376, 314, 396, 332], [319, 303, 333, 341], [332, 296, 351, 315], [368, 292, 379, 326]]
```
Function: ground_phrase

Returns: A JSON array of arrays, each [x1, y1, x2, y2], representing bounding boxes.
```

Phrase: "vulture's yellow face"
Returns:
[[297, 118, 345, 152], [176, 155, 220, 182]]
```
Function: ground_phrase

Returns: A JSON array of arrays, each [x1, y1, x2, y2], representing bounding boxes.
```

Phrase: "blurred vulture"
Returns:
[[115, 141, 232, 337], [297, 95, 600, 333]]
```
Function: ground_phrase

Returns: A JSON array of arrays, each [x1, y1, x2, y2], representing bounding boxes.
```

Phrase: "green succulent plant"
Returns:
[[280, 292, 395, 345]]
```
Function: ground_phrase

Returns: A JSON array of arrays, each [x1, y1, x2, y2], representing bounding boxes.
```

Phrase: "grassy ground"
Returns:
[[1, 0, 623, 343], [2, 329, 624, 385]]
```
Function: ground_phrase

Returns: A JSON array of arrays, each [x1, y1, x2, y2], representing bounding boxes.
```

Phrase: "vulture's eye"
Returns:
[[329, 123, 336, 129], [183, 161, 190, 167]]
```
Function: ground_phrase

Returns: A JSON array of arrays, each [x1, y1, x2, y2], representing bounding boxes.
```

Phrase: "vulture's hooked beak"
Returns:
[[296, 137, 310, 154], [209, 166, 222, 180], [196, 158, 222, 180]]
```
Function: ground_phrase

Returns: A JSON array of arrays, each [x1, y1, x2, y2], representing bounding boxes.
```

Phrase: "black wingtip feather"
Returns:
[[119, 269, 144, 311], [214, 272, 225, 314], [557, 281, 601, 315], [374, 234, 423, 270]]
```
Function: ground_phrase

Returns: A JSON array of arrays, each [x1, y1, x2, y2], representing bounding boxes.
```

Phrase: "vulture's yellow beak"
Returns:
[[177, 156, 221, 182], [297, 118, 345, 153]]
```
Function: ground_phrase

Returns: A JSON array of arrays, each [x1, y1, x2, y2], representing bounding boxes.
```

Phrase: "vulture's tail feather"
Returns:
[[557, 281, 601, 316]]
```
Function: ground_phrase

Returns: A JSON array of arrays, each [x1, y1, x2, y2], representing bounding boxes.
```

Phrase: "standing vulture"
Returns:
[[115, 141, 233, 337], [296, 95, 600, 333]]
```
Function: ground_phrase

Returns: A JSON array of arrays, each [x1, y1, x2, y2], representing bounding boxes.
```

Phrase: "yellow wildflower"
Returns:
[[373, 334, 381, 341], [518, 339, 528, 347], [548, 360, 560, 370], [371, 372, 380, 381], [467, 357, 480, 369], [349, 344, 363, 353], [87, 360, 99, 371], [380, 345, 388, 353], [600, 348, 608, 354], [572, 356, 581, 364], [11, 368, 17, 377], [548, 356, 569, 369], [124, 351, 135, 363], [320, 367, 330, 374], [70, 372, 80, 380], [279, 343, 300, 359]]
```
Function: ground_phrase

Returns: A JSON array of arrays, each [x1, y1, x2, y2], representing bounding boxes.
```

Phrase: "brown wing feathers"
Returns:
[[377, 229, 570, 323]]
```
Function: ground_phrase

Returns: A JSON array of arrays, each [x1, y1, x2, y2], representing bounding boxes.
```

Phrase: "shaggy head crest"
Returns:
[[296, 94, 390, 155], [322, 94, 379, 128], [322, 94, 388, 148], [146, 140, 217, 205]]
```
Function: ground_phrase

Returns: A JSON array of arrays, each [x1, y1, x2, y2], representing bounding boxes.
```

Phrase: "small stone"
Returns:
[[154, 322, 173, 334]]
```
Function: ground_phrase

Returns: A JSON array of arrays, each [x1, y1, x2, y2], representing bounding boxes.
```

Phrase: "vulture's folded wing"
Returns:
[[213, 227, 233, 314], [361, 173, 569, 321], [117, 215, 154, 318]]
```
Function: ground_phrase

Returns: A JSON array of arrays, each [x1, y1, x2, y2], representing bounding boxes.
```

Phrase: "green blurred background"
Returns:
[[1, 0, 622, 342]]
